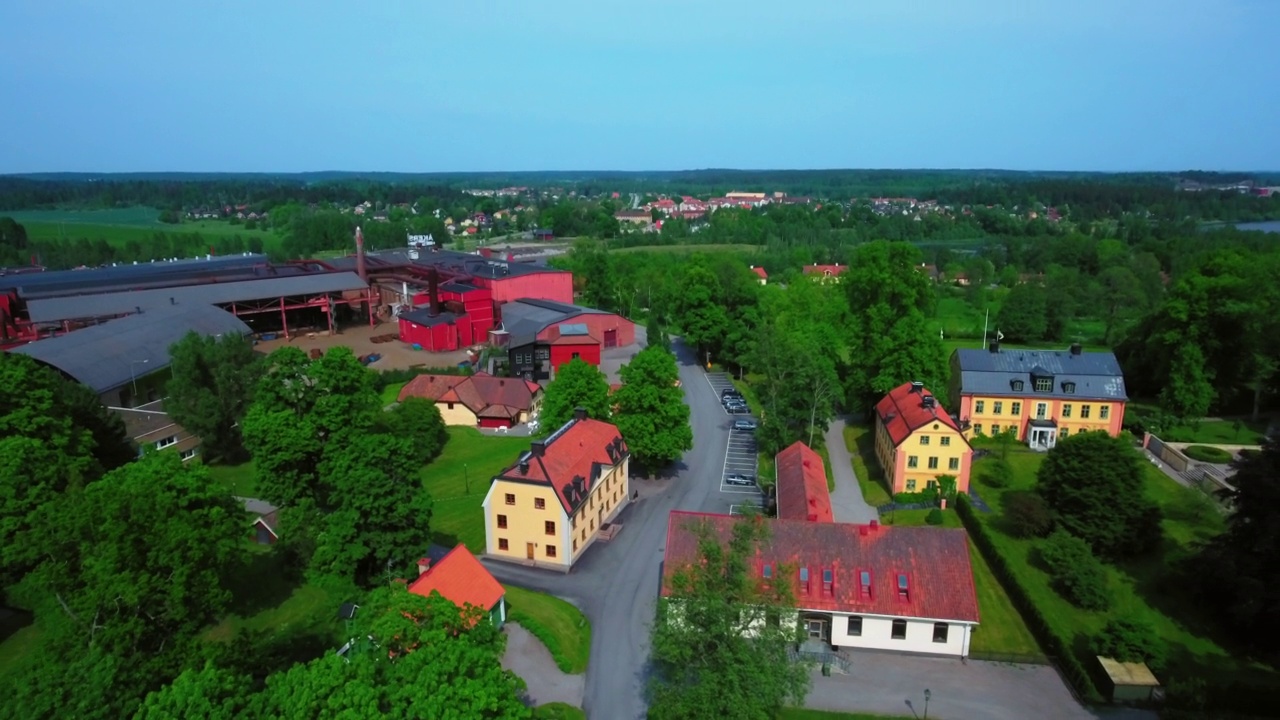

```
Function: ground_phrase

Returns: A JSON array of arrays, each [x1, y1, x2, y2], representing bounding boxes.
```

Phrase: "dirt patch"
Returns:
[[501, 622, 585, 708], [253, 321, 474, 370]]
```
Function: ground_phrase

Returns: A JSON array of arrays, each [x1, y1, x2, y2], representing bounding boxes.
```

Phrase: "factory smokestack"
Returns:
[[355, 226, 368, 283]]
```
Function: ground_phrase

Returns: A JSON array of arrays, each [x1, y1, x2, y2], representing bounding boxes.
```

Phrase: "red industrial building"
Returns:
[[495, 298, 636, 380]]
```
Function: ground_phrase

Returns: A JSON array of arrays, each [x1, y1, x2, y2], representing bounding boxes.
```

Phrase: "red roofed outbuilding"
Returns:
[[803, 264, 847, 283], [398, 371, 542, 429], [408, 544, 506, 627], [661, 511, 980, 657], [482, 410, 630, 570], [775, 441, 833, 523], [873, 382, 971, 495], [749, 265, 768, 285]]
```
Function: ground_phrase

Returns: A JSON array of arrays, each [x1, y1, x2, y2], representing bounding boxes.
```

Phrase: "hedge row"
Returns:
[[955, 494, 1101, 702]]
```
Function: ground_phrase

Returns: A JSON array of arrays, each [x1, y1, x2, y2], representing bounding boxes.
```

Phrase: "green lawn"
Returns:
[[206, 581, 340, 644], [0, 610, 39, 680], [380, 380, 409, 406], [777, 710, 915, 720], [532, 703, 586, 720], [842, 424, 892, 507], [930, 294, 1111, 351], [10, 208, 284, 253], [421, 427, 531, 552], [967, 543, 1044, 659], [879, 508, 961, 528], [966, 447, 1273, 697], [613, 243, 765, 255], [503, 585, 592, 674], [1156, 418, 1269, 445], [205, 459, 257, 497]]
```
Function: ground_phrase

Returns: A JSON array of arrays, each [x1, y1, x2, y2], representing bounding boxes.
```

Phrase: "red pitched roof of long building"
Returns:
[[399, 372, 541, 419], [408, 544, 505, 613], [497, 416, 628, 514], [775, 441, 833, 523], [661, 512, 979, 623], [874, 382, 966, 447]]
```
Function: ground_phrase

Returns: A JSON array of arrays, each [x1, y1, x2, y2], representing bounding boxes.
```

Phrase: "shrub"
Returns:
[[1003, 490, 1054, 538], [1092, 618, 1165, 670], [979, 458, 1013, 488], [892, 487, 939, 505], [1182, 445, 1232, 463], [925, 508, 944, 525], [1038, 530, 1111, 611]]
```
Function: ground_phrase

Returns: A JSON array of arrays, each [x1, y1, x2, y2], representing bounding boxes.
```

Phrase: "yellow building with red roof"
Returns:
[[481, 409, 630, 570], [873, 382, 972, 495]]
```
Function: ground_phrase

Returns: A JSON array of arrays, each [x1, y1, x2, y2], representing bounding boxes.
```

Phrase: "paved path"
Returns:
[[824, 417, 879, 524], [501, 623, 584, 708], [805, 653, 1156, 720]]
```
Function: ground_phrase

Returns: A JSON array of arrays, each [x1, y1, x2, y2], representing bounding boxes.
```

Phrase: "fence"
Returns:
[[1142, 433, 1190, 473], [955, 494, 1101, 702]]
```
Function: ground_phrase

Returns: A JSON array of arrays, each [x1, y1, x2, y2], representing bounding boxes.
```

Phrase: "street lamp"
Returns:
[[923, 689, 931, 720], [464, 463, 470, 495], [130, 359, 149, 400]]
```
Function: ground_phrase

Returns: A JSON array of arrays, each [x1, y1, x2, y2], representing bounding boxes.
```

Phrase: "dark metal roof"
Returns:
[[499, 298, 605, 348], [399, 309, 463, 327], [26, 272, 368, 323], [440, 281, 479, 292], [9, 304, 251, 393], [953, 348, 1128, 401], [1, 254, 270, 296]]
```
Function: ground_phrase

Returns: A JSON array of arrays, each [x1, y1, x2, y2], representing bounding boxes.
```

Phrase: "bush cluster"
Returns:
[[1003, 490, 1054, 538], [924, 508, 944, 525], [1181, 445, 1232, 463], [1091, 618, 1165, 670], [979, 458, 1013, 488], [1038, 530, 1111, 611]]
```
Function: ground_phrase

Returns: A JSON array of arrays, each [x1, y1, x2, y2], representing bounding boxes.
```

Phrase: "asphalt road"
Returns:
[[483, 336, 730, 720]]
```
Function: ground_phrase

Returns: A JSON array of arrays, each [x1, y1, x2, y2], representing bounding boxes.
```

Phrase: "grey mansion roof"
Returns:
[[952, 348, 1128, 402]]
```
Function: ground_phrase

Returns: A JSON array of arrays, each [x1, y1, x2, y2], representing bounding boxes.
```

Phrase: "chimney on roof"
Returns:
[[989, 341, 1000, 353], [530, 441, 546, 457], [519, 459, 530, 474], [355, 226, 368, 284], [416, 557, 431, 576], [922, 396, 936, 409], [499, 379, 504, 386], [859, 525, 869, 536], [910, 381, 924, 393], [1070, 342, 1082, 356], [427, 268, 440, 317], [870, 519, 879, 532], [574, 407, 587, 421], [135, 306, 142, 314], [169, 297, 175, 305]]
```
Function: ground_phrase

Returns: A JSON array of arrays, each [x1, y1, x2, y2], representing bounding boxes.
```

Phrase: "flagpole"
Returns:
[[982, 308, 989, 348]]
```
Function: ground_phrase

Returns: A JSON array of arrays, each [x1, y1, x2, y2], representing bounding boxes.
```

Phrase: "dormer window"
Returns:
[[1034, 376, 1052, 393], [822, 569, 834, 595], [799, 567, 810, 593], [1062, 381, 1076, 394], [859, 570, 872, 599], [762, 564, 772, 579], [1011, 380, 1025, 392], [897, 573, 910, 601]]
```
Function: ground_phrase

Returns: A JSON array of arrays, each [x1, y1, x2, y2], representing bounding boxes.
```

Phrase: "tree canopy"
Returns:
[[538, 358, 613, 432], [166, 331, 261, 462], [612, 346, 692, 472]]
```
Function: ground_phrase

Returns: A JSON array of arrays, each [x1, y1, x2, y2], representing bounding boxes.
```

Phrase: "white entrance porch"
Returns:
[[1028, 420, 1057, 451]]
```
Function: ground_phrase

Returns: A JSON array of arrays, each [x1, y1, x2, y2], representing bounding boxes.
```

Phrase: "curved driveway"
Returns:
[[482, 336, 731, 720]]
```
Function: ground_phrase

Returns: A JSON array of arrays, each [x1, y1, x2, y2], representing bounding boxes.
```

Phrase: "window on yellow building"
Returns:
[[949, 457, 959, 470], [992, 424, 1000, 435], [973, 424, 983, 435], [535, 498, 546, 510], [1100, 406, 1110, 420], [928, 457, 938, 470], [907, 456, 918, 468], [544, 521, 555, 535], [1061, 428, 1070, 438], [498, 538, 509, 551], [920, 436, 930, 446], [497, 515, 508, 529], [906, 479, 916, 491], [1011, 402, 1021, 415], [940, 436, 950, 447], [993, 401, 1003, 415], [1062, 404, 1072, 418], [573, 539, 578, 552], [975, 400, 985, 413], [1081, 405, 1091, 419], [505, 493, 515, 505], [546, 545, 557, 558]]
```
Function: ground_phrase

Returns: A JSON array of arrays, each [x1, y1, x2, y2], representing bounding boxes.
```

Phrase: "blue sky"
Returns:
[[2, 0, 1278, 173]]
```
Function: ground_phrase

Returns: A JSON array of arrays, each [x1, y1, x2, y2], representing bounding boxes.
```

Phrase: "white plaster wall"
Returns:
[[829, 613, 970, 657]]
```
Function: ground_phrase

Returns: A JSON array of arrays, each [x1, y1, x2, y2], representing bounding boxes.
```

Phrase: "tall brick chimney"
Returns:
[[355, 226, 368, 283]]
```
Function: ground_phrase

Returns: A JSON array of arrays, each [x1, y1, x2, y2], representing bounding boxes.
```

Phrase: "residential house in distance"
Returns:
[[482, 410, 630, 571], [749, 266, 768, 285], [408, 544, 506, 627], [398, 371, 542, 429], [614, 210, 652, 225], [662, 512, 981, 657], [802, 264, 847, 282], [949, 342, 1127, 450], [775, 441, 833, 522], [874, 382, 972, 494], [238, 497, 280, 545]]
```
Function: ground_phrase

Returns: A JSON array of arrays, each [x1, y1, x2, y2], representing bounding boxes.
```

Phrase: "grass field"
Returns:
[[930, 295, 1111, 353], [1156, 419, 1269, 445], [966, 446, 1277, 697], [842, 424, 892, 507], [422, 427, 532, 552], [380, 380, 409, 406], [614, 243, 765, 255], [7, 207, 284, 253], [532, 703, 587, 720], [206, 459, 257, 497], [0, 610, 39, 680], [503, 585, 592, 674]]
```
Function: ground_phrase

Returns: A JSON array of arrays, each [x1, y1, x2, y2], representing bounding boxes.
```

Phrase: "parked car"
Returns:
[[724, 473, 756, 486], [721, 388, 744, 399], [727, 403, 750, 414], [733, 419, 758, 431]]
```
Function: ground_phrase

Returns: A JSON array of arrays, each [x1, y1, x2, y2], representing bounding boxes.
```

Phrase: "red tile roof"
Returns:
[[497, 416, 628, 514], [661, 512, 979, 623], [750, 266, 768, 279], [399, 372, 541, 421], [874, 382, 967, 447], [408, 544, 505, 614], [775, 442, 833, 523], [803, 264, 846, 277], [398, 373, 467, 402]]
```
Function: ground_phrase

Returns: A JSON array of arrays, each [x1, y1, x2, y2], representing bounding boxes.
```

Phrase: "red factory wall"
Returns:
[[550, 341, 602, 371], [477, 271, 573, 304], [398, 317, 460, 352], [536, 313, 636, 348]]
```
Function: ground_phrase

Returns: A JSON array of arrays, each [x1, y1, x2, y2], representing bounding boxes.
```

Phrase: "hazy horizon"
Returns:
[[3, 0, 1279, 174]]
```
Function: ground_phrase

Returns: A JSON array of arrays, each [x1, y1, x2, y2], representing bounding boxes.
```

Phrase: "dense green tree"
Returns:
[[649, 515, 809, 719], [133, 662, 254, 720], [1092, 618, 1165, 669], [1035, 432, 1162, 559], [1159, 343, 1215, 421], [380, 397, 448, 464], [613, 346, 692, 472], [538, 358, 613, 433], [1191, 438, 1280, 651], [1038, 530, 1111, 611], [672, 264, 728, 361], [995, 282, 1048, 341], [166, 331, 261, 462]]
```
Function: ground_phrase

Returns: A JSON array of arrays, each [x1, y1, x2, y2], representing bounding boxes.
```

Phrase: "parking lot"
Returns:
[[704, 373, 763, 499]]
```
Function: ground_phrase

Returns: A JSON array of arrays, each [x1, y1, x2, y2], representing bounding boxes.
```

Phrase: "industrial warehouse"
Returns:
[[1, 229, 635, 453]]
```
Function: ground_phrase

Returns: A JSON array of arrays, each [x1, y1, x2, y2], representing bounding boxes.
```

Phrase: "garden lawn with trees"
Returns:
[[503, 585, 593, 674], [420, 427, 531, 552], [957, 436, 1269, 707]]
